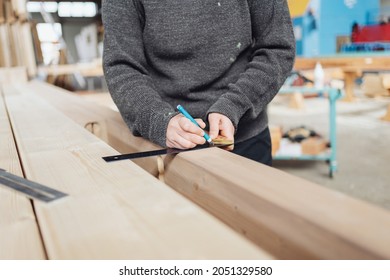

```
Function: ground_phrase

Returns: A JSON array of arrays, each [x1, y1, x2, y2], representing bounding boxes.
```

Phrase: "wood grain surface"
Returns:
[[3, 83, 269, 259]]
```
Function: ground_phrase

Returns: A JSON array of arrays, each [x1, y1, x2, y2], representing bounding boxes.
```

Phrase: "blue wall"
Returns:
[[295, 0, 380, 56]]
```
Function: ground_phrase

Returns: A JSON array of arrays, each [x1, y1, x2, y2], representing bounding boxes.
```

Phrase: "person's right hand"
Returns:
[[166, 114, 206, 149]]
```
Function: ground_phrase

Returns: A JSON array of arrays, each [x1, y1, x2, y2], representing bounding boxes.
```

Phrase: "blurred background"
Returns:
[[0, 0, 389, 209]]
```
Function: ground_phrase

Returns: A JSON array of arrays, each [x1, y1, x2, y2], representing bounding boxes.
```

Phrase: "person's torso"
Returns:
[[136, 0, 254, 113]]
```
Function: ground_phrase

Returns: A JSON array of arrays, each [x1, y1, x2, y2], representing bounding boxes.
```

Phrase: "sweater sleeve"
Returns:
[[102, 0, 177, 147], [207, 0, 296, 129]]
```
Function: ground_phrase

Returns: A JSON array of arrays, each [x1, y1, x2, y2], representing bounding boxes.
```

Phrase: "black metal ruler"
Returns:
[[103, 143, 232, 162], [0, 169, 68, 203]]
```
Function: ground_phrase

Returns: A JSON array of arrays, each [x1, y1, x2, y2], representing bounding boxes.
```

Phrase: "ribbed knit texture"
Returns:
[[102, 0, 295, 147]]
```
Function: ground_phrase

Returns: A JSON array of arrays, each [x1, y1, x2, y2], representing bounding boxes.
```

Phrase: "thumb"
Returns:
[[208, 114, 220, 139]]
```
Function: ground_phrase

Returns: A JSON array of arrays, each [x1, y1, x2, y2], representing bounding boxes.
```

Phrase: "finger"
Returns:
[[195, 118, 206, 129], [219, 120, 234, 140], [177, 130, 206, 145], [171, 136, 197, 149], [179, 117, 205, 136], [208, 114, 221, 139], [218, 119, 235, 151]]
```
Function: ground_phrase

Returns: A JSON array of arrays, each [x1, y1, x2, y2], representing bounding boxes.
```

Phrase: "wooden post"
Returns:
[[343, 70, 357, 102]]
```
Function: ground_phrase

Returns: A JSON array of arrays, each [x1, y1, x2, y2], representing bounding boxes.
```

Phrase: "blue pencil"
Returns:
[[176, 105, 213, 145]]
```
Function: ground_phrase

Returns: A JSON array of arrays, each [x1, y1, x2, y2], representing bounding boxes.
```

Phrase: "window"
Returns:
[[27, 1, 97, 18], [36, 23, 62, 64], [58, 2, 97, 18]]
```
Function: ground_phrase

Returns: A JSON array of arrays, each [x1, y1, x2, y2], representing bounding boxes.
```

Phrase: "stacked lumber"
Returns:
[[0, 0, 36, 77], [25, 81, 390, 259], [1, 82, 267, 259]]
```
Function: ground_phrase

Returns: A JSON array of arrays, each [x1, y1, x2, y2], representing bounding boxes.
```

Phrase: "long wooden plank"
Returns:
[[28, 81, 390, 259], [295, 56, 390, 71], [0, 88, 45, 259], [29, 81, 161, 177], [3, 83, 268, 259], [0, 67, 27, 84], [163, 148, 390, 259]]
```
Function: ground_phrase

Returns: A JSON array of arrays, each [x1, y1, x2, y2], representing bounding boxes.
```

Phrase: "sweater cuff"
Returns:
[[149, 109, 179, 147], [207, 93, 250, 130]]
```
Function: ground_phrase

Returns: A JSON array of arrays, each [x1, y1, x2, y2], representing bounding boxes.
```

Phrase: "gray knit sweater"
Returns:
[[102, 0, 295, 147]]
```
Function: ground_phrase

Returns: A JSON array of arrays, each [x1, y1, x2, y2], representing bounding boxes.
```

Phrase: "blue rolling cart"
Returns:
[[273, 86, 343, 178]]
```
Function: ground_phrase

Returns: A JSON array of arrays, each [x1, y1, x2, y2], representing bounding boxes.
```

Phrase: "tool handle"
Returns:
[[176, 105, 212, 144]]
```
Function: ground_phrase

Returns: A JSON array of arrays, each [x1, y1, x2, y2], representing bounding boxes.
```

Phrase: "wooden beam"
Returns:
[[295, 56, 390, 71], [0, 67, 27, 84], [3, 83, 268, 259], [0, 88, 45, 259], [28, 81, 161, 177], [163, 148, 390, 259]]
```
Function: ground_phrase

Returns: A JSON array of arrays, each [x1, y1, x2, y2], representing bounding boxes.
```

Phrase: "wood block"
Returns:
[[301, 137, 327, 155], [0, 88, 45, 259], [3, 83, 268, 259]]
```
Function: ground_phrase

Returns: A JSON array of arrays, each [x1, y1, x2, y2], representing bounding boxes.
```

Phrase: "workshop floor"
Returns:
[[269, 93, 390, 211]]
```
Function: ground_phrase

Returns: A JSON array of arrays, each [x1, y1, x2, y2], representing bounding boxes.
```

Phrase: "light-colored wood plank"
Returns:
[[3, 83, 269, 259], [0, 67, 27, 84], [295, 56, 390, 71], [163, 148, 390, 259], [0, 88, 45, 259], [38, 60, 103, 77], [29, 81, 160, 177]]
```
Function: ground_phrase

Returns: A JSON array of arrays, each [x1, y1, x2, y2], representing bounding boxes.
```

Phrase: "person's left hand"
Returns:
[[208, 113, 235, 150]]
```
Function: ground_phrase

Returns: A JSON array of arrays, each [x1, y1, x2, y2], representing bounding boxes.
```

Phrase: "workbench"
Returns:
[[295, 55, 390, 102], [0, 80, 266, 260], [274, 86, 343, 178], [1, 71, 390, 259]]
